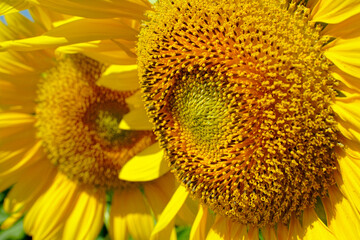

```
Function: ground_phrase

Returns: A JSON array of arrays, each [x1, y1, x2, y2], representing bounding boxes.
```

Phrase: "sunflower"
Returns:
[[135, 0, 360, 239], [1, 0, 360, 239], [0, 7, 196, 240]]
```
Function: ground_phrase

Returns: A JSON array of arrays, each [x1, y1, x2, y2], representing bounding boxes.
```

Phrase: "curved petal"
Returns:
[[109, 190, 128, 240], [277, 223, 289, 240], [335, 147, 360, 214], [190, 205, 209, 240], [24, 172, 81, 239], [0, 126, 35, 164], [322, 186, 360, 240], [288, 214, 304, 239], [310, 0, 360, 24], [0, 0, 32, 15], [119, 107, 154, 130], [248, 226, 259, 240], [110, 188, 153, 240], [262, 226, 276, 240], [232, 223, 247, 240], [323, 13, 360, 39], [0, 210, 24, 230], [0, 11, 45, 41], [302, 208, 335, 240], [97, 64, 140, 91], [0, 18, 138, 51], [324, 37, 360, 79], [119, 143, 168, 182], [331, 67, 360, 94], [0, 140, 43, 178], [332, 95, 360, 142], [0, 79, 37, 112], [151, 185, 189, 240], [0, 113, 35, 138], [63, 188, 105, 240], [3, 161, 55, 214], [206, 215, 228, 240], [56, 40, 137, 65], [144, 171, 196, 226], [143, 172, 177, 220], [35, 0, 150, 19]]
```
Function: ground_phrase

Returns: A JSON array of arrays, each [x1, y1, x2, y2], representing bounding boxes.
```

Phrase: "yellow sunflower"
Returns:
[[0, 7, 196, 240], [135, 0, 360, 239], [2, 0, 360, 239]]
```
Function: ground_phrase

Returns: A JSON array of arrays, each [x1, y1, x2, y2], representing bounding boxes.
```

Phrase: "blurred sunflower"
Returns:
[[0, 5, 196, 240], [135, 0, 360, 239]]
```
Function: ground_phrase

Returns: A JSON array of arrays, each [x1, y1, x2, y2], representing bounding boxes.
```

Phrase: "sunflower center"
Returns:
[[35, 54, 155, 189], [170, 75, 230, 150], [138, 0, 339, 225]]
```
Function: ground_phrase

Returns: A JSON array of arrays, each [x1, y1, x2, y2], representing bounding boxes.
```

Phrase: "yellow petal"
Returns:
[[248, 226, 259, 240], [0, 140, 43, 177], [24, 172, 80, 239], [176, 196, 198, 226], [0, 11, 45, 41], [57, 39, 137, 65], [35, 0, 150, 19], [151, 185, 189, 240], [302, 208, 335, 240], [262, 226, 277, 240], [330, 67, 360, 94], [190, 205, 209, 240], [119, 107, 153, 130], [323, 13, 360, 39], [0, 127, 35, 164], [324, 37, 360, 79], [0, 18, 138, 51], [3, 161, 54, 214], [332, 95, 360, 142], [125, 190, 154, 240], [310, 0, 360, 24], [109, 190, 128, 240], [206, 215, 228, 240], [0, 210, 24, 230], [110, 188, 153, 240], [288, 214, 304, 240], [322, 186, 360, 239], [29, 6, 68, 31], [0, 79, 37, 112], [119, 143, 168, 181], [63, 188, 105, 240], [232, 223, 247, 240], [277, 223, 289, 240], [0, 0, 32, 15], [0, 171, 21, 193], [0, 112, 35, 127], [97, 64, 140, 91], [144, 173, 176, 219], [335, 147, 360, 214], [0, 113, 35, 138]]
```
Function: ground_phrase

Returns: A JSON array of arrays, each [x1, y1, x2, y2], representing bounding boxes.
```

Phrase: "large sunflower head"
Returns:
[[138, 0, 360, 237]]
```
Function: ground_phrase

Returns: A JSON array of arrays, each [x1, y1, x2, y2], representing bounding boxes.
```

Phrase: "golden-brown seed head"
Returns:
[[36, 54, 156, 190], [138, 0, 339, 225]]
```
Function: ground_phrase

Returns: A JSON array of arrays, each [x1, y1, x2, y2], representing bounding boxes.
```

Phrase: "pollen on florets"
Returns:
[[35, 54, 156, 190], [138, 0, 339, 225]]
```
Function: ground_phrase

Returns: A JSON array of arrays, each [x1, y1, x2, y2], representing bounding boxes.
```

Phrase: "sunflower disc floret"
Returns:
[[138, 0, 340, 226], [36, 54, 156, 189]]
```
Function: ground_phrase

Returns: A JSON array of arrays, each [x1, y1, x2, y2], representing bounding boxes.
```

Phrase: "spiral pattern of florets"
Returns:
[[138, 0, 339, 225]]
